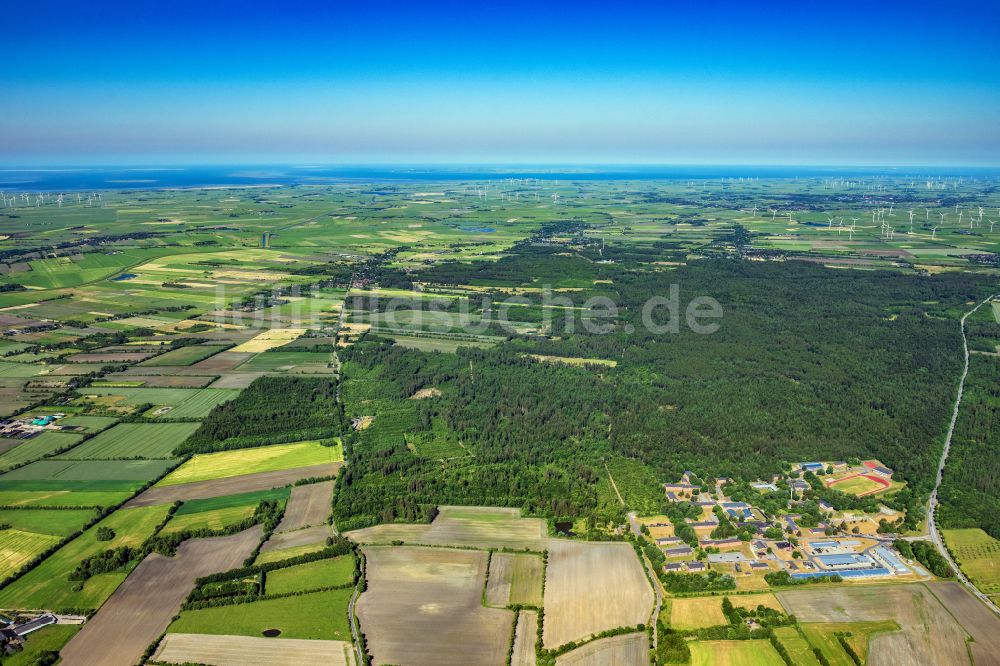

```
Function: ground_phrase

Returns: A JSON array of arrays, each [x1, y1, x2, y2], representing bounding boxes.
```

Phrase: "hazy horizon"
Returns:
[[4, 0, 999, 166]]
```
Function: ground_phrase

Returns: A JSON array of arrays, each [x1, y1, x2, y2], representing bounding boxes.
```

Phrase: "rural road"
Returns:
[[926, 294, 999, 617], [348, 583, 364, 666]]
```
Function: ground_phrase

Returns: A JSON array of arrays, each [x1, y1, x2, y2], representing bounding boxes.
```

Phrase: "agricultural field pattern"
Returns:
[[0, 175, 998, 666]]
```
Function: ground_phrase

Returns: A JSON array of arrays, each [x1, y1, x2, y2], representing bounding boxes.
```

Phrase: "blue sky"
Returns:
[[3, 0, 999, 165]]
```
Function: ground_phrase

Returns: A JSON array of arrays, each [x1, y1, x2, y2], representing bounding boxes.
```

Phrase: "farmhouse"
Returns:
[[663, 563, 683, 572], [685, 561, 706, 571]]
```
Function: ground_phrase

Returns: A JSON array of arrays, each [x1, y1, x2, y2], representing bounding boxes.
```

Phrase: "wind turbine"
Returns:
[[989, 219, 996, 233], [931, 226, 939, 240]]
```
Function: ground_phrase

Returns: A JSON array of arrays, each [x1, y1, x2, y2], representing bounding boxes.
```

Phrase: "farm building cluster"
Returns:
[[651, 462, 919, 585], [0, 413, 72, 439]]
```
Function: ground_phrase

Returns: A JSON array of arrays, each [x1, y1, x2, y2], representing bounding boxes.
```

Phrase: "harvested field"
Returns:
[[60, 526, 262, 666], [358, 545, 512, 666], [259, 524, 333, 557], [486, 553, 544, 607], [124, 462, 343, 507], [512, 610, 537, 666], [543, 541, 653, 649], [555, 632, 647, 666], [348, 505, 547, 550], [777, 584, 970, 666], [274, 480, 334, 533], [927, 581, 1000, 666], [152, 633, 354, 666]]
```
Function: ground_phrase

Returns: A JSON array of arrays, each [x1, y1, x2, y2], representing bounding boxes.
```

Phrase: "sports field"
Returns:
[[61, 422, 200, 459], [827, 473, 891, 496], [157, 440, 343, 486]]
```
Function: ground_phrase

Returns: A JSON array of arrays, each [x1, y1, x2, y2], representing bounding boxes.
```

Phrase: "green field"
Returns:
[[140, 344, 229, 367], [0, 504, 169, 610], [0, 489, 133, 509], [773, 627, 822, 666], [255, 542, 329, 565], [168, 588, 353, 640], [944, 528, 1000, 595], [236, 351, 335, 372], [0, 458, 175, 482], [174, 487, 291, 516], [160, 504, 258, 534], [690, 639, 784, 666], [800, 621, 898, 666], [61, 422, 200, 459], [0, 529, 63, 579], [2, 624, 81, 666], [58, 415, 120, 433], [264, 555, 355, 595], [158, 440, 342, 486], [0, 432, 85, 471], [0, 508, 96, 536], [77, 387, 204, 406], [158, 388, 241, 419]]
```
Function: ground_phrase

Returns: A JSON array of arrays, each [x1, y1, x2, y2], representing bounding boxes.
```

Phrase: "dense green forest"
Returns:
[[332, 247, 993, 529], [938, 352, 1000, 537], [176, 376, 348, 454]]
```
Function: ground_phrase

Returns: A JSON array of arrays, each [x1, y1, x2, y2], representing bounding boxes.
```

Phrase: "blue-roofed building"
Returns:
[[791, 568, 891, 580], [801, 462, 824, 472], [816, 553, 873, 569]]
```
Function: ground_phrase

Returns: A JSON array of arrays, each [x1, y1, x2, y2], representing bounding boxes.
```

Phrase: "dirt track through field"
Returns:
[[59, 526, 262, 666], [124, 463, 342, 507], [153, 633, 354, 666], [275, 480, 334, 532]]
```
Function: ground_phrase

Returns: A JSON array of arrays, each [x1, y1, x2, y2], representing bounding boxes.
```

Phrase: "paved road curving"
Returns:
[[926, 294, 999, 617]]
